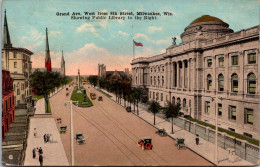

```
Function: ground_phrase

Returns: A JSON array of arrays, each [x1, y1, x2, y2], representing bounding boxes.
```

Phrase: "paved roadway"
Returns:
[[50, 84, 213, 166]]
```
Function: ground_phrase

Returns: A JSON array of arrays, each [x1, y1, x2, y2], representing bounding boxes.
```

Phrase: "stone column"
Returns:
[[173, 62, 176, 87], [183, 60, 186, 88], [187, 59, 190, 90], [169, 62, 172, 89], [177, 62, 179, 88]]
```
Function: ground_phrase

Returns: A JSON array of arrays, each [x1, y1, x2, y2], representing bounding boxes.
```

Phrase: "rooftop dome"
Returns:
[[190, 15, 224, 25]]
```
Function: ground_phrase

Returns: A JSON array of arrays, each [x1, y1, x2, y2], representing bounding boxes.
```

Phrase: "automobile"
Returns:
[[126, 106, 131, 112], [98, 96, 103, 101], [137, 137, 153, 150], [90, 93, 96, 100], [60, 126, 67, 134], [75, 133, 86, 144], [175, 137, 185, 149]]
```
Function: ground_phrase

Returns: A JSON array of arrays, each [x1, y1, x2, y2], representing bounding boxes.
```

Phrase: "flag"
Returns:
[[134, 40, 143, 47]]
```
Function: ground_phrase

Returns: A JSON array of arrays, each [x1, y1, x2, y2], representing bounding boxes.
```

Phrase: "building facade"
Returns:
[[2, 10, 33, 106], [131, 15, 259, 139], [2, 70, 15, 139]]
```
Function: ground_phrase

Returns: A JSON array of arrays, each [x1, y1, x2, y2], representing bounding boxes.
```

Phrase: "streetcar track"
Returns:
[[72, 106, 147, 166], [86, 86, 170, 165]]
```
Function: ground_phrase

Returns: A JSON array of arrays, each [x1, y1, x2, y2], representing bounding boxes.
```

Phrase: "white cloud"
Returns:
[[76, 23, 99, 36], [20, 28, 45, 50], [148, 26, 163, 33], [49, 31, 62, 37], [118, 30, 128, 36], [133, 33, 148, 40]]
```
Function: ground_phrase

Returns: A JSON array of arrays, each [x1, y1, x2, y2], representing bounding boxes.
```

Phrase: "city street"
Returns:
[[50, 84, 213, 166]]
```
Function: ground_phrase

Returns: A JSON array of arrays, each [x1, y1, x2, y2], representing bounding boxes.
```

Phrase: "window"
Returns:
[[14, 62, 17, 68], [219, 56, 224, 66], [189, 100, 191, 107], [232, 55, 238, 65], [244, 108, 253, 125], [205, 101, 210, 114], [247, 73, 256, 94], [243, 133, 252, 138], [151, 68, 153, 72], [154, 67, 156, 72], [153, 92, 155, 99], [177, 98, 181, 104], [229, 106, 236, 120], [218, 74, 224, 91], [21, 84, 24, 90], [136, 76, 137, 84], [161, 93, 163, 101], [13, 52, 17, 58], [17, 89, 20, 95], [154, 76, 156, 85], [218, 103, 222, 116], [228, 128, 235, 132], [172, 97, 175, 104], [183, 98, 186, 108], [150, 91, 151, 98], [231, 74, 238, 92], [162, 76, 164, 87], [158, 67, 160, 72], [248, 53, 256, 64], [150, 76, 152, 85], [162, 66, 164, 72], [158, 76, 160, 86], [207, 74, 212, 90], [156, 93, 159, 101], [207, 58, 212, 67]]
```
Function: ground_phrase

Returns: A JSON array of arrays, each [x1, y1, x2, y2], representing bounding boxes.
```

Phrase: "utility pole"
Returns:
[[64, 100, 78, 166]]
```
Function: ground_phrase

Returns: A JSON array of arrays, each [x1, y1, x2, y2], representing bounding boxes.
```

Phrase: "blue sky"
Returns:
[[2, 0, 259, 75]]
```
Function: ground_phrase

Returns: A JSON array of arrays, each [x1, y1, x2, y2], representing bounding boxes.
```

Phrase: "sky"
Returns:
[[2, 0, 259, 75]]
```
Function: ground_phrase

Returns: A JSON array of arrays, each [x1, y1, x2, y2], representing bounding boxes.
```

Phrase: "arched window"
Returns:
[[183, 98, 186, 108], [218, 74, 224, 91], [154, 76, 156, 85], [14, 62, 17, 68], [158, 76, 160, 86], [172, 96, 175, 104], [247, 73, 256, 94], [177, 97, 181, 104], [231, 73, 238, 92], [207, 74, 212, 90]]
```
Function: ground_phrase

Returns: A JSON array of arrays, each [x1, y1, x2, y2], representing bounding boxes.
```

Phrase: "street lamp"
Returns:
[[211, 97, 218, 164], [64, 100, 78, 166]]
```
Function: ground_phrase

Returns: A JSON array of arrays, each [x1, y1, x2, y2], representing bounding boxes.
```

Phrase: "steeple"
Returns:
[[3, 9, 12, 48], [61, 50, 65, 66], [45, 28, 52, 72]]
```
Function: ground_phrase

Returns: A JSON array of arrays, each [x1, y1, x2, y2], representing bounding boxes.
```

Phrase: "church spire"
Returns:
[[3, 9, 12, 48], [61, 50, 65, 65], [45, 27, 52, 72]]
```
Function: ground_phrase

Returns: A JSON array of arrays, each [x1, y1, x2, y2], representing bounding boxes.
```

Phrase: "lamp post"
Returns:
[[212, 97, 218, 164], [64, 100, 78, 166]]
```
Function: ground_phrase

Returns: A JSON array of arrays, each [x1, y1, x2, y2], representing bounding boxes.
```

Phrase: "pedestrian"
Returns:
[[33, 128, 37, 137], [195, 134, 199, 145], [32, 148, 36, 159], [36, 147, 39, 158], [43, 134, 47, 143], [39, 154, 43, 166], [39, 147, 43, 155]]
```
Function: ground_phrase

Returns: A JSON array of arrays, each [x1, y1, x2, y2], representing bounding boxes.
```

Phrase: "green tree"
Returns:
[[30, 71, 64, 113], [88, 76, 99, 87], [148, 100, 161, 125], [164, 102, 181, 134]]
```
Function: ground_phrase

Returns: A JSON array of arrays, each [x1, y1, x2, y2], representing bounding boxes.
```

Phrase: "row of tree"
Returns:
[[88, 75, 182, 133]]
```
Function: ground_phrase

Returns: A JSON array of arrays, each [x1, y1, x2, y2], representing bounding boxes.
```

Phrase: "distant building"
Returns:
[[131, 15, 259, 139], [2, 70, 15, 139], [98, 64, 131, 81], [2, 10, 33, 106]]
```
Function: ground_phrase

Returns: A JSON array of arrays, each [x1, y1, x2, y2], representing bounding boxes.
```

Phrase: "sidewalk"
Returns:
[[99, 87, 254, 166], [24, 86, 69, 166], [34, 86, 65, 115]]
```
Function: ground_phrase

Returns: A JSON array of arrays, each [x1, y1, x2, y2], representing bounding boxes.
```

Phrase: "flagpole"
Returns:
[[133, 39, 135, 59]]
